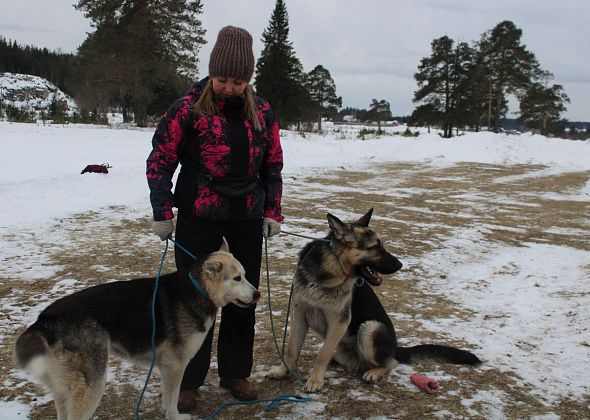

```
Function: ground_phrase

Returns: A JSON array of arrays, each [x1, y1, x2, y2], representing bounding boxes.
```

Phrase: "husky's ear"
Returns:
[[327, 213, 352, 241], [204, 260, 222, 277], [356, 208, 373, 227], [219, 237, 230, 253]]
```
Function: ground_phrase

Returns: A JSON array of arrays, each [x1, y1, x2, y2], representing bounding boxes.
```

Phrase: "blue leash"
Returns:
[[135, 237, 196, 419], [168, 236, 198, 260], [134, 238, 169, 420], [203, 393, 312, 419], [135, 235, 312, 419]]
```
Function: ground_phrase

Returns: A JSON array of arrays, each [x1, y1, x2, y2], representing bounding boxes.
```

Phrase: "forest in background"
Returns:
[[0, 0, 585, 139]]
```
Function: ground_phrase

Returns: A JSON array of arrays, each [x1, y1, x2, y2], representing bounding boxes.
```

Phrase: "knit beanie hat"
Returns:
[[209, 26, 255, 82]]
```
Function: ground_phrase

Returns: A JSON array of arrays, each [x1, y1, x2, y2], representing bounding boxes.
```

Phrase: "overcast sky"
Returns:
[[1, 0, 589, 121]]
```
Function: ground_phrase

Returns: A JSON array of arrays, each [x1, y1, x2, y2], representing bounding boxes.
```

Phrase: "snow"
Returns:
[[419, 234, 590, 402], [0, 121, 589, 418], [0, 72, 77, 114]]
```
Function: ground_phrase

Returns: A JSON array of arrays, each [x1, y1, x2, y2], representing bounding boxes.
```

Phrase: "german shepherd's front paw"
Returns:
[[266, 364, 289, 379], [170, 413, 191, 420], [362, 366, 388, 383], [304, 375, 324, 392]]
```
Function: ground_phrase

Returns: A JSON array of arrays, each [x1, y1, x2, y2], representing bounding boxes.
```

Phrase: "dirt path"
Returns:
[[1, 162, 589, 419]]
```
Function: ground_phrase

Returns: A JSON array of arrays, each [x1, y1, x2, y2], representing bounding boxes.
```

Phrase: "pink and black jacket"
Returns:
[[146, 78, 284, 223]]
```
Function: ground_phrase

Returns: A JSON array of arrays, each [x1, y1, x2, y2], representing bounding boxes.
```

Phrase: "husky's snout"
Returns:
[[233, 283, 261, 308], [252, 290, 261, 304]]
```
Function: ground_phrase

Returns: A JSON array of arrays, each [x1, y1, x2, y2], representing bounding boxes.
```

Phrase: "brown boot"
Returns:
[[219, 378, 259, 401], [177, 389, 198, 413]]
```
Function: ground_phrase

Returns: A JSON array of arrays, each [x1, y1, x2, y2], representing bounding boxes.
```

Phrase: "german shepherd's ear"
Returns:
[[204, 260, 223, 277], [219, 237, 230, 253], [355, 208, 373, 227], [327, 213, 354, 242]]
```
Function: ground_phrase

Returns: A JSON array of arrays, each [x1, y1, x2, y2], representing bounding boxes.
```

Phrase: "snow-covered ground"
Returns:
[[2, 122, 587, 234], [0, 73, 77, 115], [0, 121, 589, 418]]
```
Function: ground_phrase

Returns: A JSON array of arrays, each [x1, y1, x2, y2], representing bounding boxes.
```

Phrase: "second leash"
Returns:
[[264, 237, 308, 382], [281, 229, 331, 242]]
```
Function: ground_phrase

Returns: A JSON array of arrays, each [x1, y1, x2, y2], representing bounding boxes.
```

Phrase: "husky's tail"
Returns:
[[395, 344, 481, 365], [14, 327, 49, 375]]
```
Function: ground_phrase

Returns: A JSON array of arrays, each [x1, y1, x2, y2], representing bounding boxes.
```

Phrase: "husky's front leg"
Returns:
[[267, 306, 308, 378], [305, 320, 349, 392], [159, 362, 191, 420]]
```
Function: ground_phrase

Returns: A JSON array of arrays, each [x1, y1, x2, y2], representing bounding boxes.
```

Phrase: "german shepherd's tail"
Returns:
[[14, 326, 50, 376], [395, 344, 481, 365]]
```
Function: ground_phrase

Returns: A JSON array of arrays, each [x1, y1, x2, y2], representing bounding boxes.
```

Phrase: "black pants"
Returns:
[[175, 212, 263, 390]]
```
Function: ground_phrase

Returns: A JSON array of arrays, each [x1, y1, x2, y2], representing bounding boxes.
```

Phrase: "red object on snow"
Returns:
[[81, 163, 112, 174], [410, 374, 440, 395]]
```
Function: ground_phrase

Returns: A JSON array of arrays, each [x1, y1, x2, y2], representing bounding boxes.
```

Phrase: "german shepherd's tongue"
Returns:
[[360, 266, 382, 286]]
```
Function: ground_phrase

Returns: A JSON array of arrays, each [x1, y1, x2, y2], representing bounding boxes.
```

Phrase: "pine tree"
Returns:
[[255, 0, 309, 128], [304, 65, 342, 131], [450, 42, 479, 133], [75, 0, 205, 126], [519, 82, 569, 135], [478, 20, 541, 132], [458, 47, 489, 132], [409, 103, 442, 133], [48, 91, 68, 124], [414, 36, 466, 137], [366, 99, 391, 133]]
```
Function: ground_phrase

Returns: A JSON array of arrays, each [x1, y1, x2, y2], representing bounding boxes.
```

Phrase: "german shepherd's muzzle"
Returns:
[[354, 237, 403, 286]]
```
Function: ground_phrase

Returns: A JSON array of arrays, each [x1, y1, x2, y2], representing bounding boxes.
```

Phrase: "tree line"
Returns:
[[0, 0, 344, 129], [0, 2, 576, 136], [410, 20, 570, 137], [0, 37, 77, 94], [253, 0, 343, 129]]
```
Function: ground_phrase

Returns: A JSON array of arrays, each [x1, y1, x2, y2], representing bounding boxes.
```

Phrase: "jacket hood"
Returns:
[[188, 76, 210, 97]]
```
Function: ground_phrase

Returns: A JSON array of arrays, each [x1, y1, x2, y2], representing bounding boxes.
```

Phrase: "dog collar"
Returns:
[[189, 272, 210, 300]]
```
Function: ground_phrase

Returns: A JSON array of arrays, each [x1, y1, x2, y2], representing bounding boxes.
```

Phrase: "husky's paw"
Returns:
[[304, 376, 324, 392], [266, 364, 289, 379]]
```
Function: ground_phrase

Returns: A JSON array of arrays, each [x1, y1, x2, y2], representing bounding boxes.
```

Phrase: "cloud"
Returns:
[[0, 23, 60, 35], [1, 0, 588, 119]]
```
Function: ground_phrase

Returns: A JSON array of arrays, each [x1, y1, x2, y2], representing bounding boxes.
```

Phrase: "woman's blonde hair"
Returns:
[[194, 80, 262, 131]]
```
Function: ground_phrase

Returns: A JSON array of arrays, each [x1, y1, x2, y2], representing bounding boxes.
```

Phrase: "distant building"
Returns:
[[342, 115, 358, 123]]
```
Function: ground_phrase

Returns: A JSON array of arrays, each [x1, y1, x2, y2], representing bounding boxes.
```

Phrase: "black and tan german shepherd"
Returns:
[[267, 209, 480, 392], [14, 238, 260, 420]]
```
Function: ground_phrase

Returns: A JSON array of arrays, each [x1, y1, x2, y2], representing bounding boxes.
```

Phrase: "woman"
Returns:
[[146, 26, 283, 411]]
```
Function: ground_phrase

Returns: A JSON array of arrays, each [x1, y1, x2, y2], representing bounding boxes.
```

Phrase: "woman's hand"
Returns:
[[262, 217, 281, 238], [153, 219, 174, 240]]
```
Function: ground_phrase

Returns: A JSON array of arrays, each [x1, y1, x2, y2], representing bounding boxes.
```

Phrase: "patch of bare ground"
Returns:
[[1, 163, 589, 418]]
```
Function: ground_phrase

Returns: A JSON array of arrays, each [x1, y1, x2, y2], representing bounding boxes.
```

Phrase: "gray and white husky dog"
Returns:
[[15, 238, 260, 420]]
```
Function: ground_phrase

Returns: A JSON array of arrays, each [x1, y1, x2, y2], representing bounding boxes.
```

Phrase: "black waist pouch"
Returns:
[[174, 169, 197, 211], [201, 174, 260, 198]]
